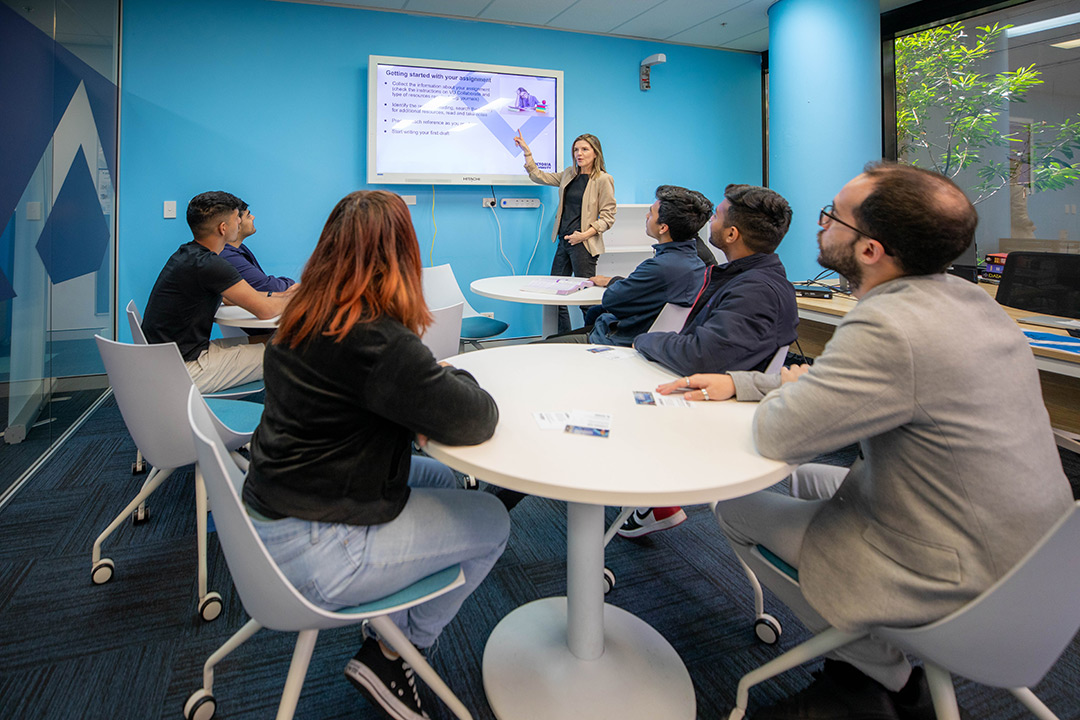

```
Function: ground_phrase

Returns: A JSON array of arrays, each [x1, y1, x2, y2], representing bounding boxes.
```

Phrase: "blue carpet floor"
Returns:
[[0, 395, 1077, 719]]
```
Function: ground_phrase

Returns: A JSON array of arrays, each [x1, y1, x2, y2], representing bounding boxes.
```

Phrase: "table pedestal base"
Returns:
[[482, 597, 695, 719]]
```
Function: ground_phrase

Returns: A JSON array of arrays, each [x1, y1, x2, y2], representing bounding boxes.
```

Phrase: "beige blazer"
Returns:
[[524, 158, 616, 257]]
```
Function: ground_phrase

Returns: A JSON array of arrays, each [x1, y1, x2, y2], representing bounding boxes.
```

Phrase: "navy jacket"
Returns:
[[634, 252, 798, 376], [589, 239, 706, 346], [220, 242, 295, 293]]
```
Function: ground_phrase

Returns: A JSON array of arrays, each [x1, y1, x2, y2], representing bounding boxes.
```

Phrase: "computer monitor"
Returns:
[[996, 252, 1080, 327]]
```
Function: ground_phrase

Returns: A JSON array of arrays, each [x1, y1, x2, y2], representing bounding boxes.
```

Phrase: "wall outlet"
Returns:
[[163, 200, 177, 219], [482, 197, 496, 208], [500, 198, 541, 208]]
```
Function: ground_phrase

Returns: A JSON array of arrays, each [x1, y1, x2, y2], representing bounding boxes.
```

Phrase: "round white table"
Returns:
[[425, 344, 794, 720], [213, 305, 279, 330], [470, 275, 607, 337]]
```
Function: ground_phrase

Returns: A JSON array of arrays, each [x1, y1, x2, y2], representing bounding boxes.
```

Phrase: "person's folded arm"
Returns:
[[751, 307, 915, 462], [220, 279, 290, 319], [635, 301, 775, 377], [364, 334, 498, 446]]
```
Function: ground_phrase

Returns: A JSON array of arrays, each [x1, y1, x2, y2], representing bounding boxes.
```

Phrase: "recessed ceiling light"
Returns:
[[1051, 37, 1080, 49], [1006, 11, 1080, 38]]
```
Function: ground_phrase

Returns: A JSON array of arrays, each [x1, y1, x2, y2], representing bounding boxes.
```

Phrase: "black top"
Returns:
[[243, 315, 498, 525], [142, 242, 243, 360], [557, 173, 590, 240]]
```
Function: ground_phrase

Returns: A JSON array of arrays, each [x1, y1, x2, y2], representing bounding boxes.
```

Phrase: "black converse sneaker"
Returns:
[[344, 637, 429, 720]]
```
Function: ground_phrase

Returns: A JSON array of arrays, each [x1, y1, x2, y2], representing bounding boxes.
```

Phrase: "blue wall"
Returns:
[[118, 0, 764, 339], [768, 0, 882, 283]]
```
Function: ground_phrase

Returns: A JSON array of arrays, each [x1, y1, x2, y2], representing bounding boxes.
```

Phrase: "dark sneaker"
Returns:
[[617, 507, 687, 538], [344, 637, 429, 720], [892, 666, 972, 720], [753, 660, 899, 719]]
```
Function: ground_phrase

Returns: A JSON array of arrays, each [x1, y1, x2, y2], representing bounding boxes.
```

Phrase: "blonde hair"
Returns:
[[572, 133, 606, 176]]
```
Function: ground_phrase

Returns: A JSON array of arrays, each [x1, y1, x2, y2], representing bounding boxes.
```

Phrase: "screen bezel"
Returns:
[[367, 55, 564, 186]]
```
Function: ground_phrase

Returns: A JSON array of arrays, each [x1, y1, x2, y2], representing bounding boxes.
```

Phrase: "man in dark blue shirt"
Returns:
[[621, 184, 799, 538], [219, 198, 298, 294]]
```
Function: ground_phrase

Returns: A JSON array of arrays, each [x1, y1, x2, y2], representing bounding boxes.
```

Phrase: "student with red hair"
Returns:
[[243, 190, 509, 720]]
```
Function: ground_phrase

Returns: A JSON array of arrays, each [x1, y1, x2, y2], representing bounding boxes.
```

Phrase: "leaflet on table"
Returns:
[[532, 410, 611, 437], [524, 277, 595, 295], [632, 391, 690, 407]]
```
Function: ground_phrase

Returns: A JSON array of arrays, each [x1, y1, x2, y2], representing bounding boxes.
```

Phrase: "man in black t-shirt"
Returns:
[[142, 191, 289, 393]]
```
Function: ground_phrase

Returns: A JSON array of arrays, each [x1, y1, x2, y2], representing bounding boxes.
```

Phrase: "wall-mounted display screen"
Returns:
[[367, 55, 563, 185]]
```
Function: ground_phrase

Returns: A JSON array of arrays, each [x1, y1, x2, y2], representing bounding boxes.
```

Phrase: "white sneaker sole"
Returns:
[[617, 511, 688, 538]]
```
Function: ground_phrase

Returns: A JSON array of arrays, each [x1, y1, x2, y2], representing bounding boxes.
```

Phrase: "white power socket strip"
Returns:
[[500, 198, 541, 208]]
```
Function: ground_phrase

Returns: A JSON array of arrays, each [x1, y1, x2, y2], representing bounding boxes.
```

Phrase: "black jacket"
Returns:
[[244, 316, 497, 525]]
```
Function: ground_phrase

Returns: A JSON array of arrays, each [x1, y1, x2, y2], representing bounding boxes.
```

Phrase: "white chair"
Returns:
[[123, 300, 263, 480], [647, 302, 692, 333], [183, 386, 474, 720], [422, 302, 465, 361], [422, 264, 508, 349], [92, 335, 263, 622], [727, 501, 1080, 720]]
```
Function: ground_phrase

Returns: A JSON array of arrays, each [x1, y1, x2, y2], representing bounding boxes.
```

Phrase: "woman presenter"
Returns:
[[243, 190, 510, 720], [514, 130, 616, 333]]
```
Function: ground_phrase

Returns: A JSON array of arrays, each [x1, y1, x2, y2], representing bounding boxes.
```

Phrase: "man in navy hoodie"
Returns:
[[621, 184, 799, 538]]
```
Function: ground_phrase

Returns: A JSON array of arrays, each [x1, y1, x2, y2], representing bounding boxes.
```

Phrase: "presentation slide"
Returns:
[[371, 60, 559, 183]]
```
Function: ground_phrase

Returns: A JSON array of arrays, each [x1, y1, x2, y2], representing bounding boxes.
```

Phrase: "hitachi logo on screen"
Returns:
[[461, 176, 481, 182]]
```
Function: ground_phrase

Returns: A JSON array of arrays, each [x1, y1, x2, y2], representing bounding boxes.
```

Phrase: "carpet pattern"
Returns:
[[0, 395, 1077, 720]]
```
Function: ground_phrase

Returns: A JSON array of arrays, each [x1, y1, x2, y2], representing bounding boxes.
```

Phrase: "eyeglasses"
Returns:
[[818, 205, 892, 256]]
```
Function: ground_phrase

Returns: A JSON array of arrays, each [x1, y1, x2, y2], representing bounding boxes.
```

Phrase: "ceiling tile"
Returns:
[[546, 0, 667, 34], [609, 0, 727, 42], [667, 2, 768, 48], [479, 0, 579, 26], [404, 0, 491, 15]]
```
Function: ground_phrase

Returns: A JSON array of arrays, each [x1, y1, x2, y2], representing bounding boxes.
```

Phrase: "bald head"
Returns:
[[850, 162, 976, 276]]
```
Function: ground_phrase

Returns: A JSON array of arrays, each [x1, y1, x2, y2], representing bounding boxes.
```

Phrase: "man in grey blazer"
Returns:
[[663, 163, 1072, 719]]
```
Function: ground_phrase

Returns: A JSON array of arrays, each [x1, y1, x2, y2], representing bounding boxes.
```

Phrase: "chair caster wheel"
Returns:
[[184, 688, 216, 720], [462, 474, 479, 490], [132, 503, 150, 525], [92, 558, 115, 585], [754, 613, 782, 645], [199, 592, 223, 622], [603, 567, 615, 594]]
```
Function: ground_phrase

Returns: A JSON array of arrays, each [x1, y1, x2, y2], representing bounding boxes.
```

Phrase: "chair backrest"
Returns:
[[648, 303, 692, 333], [877, 500, 1080, 688], [186, 387, 331, 631], [95, 335, 241, 470], [126, 300, 148, 344], [187, 387, 451, 631], [996, 252, 1080, 319], [422, 264, 479, 318], [764, 345, 790, 375], [422, 303, 464, 361]]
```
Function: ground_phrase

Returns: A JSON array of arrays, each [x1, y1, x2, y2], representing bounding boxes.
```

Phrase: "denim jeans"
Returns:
[[251, 456, 510, 649], [550, 238, 598, 333]]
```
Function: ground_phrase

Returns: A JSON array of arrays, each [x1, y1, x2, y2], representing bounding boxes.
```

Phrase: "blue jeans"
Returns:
[[251, 456, 510, 648]]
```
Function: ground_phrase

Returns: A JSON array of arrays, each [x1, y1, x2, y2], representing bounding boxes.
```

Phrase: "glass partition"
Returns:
[[892, 0, 1080, 264], [0, 0, 118, 493]]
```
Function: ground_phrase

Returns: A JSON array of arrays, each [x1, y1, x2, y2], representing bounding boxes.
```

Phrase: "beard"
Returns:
[[817, 231, 863, 291]]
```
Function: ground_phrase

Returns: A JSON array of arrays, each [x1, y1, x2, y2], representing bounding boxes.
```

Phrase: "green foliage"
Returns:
[[896, 22, 1080, 203]]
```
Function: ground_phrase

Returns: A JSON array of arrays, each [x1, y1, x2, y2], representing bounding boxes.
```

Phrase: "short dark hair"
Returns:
[[655, 185, 713, 242], [237, 197, 249, 214], [722, 184, 792, 253], [854, 162, 977, 275], [187, 191, 241, 236]]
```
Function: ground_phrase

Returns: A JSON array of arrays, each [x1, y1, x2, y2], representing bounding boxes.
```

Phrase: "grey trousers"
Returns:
[[714, 463, 912, 691]]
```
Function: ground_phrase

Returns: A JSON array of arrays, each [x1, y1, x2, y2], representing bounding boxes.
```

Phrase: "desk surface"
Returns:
[[470, 275, 607, 307], [795, 282, 1080, 373], [213, 305, 279, 329], [426, 344, 792, 506]]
